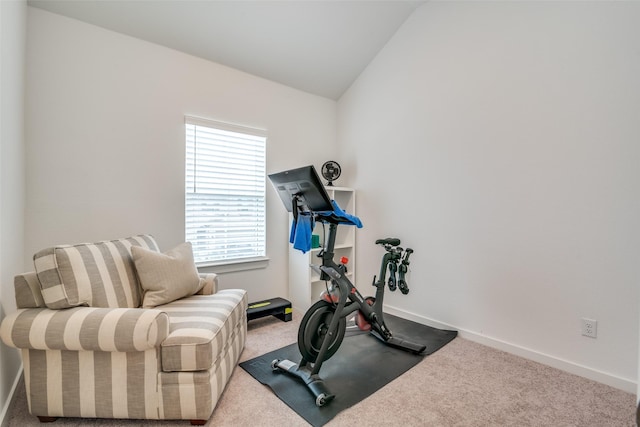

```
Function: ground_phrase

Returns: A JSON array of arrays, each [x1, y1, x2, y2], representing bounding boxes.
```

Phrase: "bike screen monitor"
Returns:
[[268, 165, 333, 212]]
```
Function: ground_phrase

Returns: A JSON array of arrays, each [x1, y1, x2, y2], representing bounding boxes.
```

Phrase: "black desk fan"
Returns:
[[321, 161, 341, 186]]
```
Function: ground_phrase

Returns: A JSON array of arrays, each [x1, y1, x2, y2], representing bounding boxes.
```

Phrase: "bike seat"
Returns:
[[375, 238, 401, 246]]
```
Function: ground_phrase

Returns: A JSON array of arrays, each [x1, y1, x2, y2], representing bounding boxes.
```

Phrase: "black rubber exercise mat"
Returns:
[[240, 314, 457, 426]]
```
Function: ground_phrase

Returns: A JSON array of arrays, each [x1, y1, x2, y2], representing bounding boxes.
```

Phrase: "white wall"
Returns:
[[339, 1, 639, 392], [0, 0, 27, 423], [25, 7, 337, 302]]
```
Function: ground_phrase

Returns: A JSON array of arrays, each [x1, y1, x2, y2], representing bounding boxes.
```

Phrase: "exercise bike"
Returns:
[[268, 166, 426, 407]]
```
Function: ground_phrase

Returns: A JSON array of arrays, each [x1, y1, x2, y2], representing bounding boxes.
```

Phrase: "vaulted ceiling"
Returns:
[[28, 0, 425, 100]]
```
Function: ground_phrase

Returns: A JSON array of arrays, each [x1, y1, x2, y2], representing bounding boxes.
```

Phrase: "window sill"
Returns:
[[196, 256, 269, 274]]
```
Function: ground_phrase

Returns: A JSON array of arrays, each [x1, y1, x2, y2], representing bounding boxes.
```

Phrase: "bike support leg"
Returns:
[[272, 261, 351, 407]]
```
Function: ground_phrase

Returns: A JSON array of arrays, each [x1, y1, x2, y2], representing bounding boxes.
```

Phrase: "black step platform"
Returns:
[[247, 297, 292, 322]]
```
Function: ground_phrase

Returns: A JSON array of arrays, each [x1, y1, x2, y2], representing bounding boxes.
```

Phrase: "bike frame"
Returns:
[[271, 214, 425, 407], [305, 221, 394, 375]]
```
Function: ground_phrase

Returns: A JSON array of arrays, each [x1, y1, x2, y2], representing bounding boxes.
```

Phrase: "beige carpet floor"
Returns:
[[5, 310, 636, 426]]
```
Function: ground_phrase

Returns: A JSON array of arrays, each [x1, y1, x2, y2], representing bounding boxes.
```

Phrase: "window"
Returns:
[[185, 116, 266, 266]]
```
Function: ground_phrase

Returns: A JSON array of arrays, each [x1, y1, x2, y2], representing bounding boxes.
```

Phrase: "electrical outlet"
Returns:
[[581, 318, 597, 338]]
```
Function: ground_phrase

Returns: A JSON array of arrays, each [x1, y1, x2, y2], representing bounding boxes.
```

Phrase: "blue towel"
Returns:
[[290, 213, 314, 253], [315, 200, 363, 228], [329, 200, 363, 228], [289, 200, 362, 253]]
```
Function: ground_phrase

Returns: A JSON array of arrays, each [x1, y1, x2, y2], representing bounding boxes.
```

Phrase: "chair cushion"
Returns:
[[34, 235, 159, 309], [131, 242, 203, 308], [160, 289, 247, 372]]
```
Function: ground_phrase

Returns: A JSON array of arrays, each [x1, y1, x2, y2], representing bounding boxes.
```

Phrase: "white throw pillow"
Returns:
[[132, 242, 203, 308]]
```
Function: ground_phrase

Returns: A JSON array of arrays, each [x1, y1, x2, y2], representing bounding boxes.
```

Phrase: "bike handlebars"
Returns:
[[373, 238, 414, 294]]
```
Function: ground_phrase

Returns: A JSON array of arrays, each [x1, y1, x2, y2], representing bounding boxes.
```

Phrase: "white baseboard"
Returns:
[[0, 365, 23, 427], [384, 305, 637, 394]]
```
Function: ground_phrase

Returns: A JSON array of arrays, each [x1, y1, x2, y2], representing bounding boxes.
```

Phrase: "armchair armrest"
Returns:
[[197, 273, 218, 295], [0, 307, 169, 352]]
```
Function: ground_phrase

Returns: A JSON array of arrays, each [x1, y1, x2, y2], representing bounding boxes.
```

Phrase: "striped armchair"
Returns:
[[0, 235, 247, 425]]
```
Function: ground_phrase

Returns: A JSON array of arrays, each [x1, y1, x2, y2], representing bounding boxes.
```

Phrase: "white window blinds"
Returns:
[[185, 117, 266, 264]]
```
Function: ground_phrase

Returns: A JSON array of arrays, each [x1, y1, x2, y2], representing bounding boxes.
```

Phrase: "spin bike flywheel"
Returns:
[[298, 300, 346, 363]]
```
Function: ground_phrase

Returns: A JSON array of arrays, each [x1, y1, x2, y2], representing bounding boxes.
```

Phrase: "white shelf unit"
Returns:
[[288, 187, 356, 311]]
